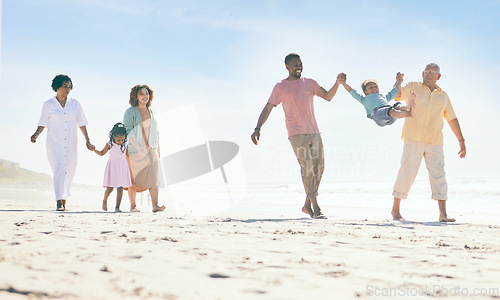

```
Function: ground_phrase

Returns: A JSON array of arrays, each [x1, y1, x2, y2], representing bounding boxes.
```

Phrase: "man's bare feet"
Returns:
[[408, 91, 417, 118], [439, 215, 456, 222], [313, 212, 327, 219], [102, 201, 107, 211], [115, 208, 122, 213], [302, 205, 313, 218], [391, 210, 404, 220], [437, 200, 454, 222], [153, 205, 166, 213]]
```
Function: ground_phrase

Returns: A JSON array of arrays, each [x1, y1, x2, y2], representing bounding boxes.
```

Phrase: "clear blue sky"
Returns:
[[1, 0, 499, 186]]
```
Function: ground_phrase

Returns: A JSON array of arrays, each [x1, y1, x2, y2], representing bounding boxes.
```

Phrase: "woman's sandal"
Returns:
[[56, 200, 65, 211]]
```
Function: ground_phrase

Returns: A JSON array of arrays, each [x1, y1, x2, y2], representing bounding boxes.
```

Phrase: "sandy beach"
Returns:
[[1, 186, 499, 300]]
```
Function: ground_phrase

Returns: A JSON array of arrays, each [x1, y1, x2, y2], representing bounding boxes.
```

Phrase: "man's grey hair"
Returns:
[[425, 63, 440, 74]]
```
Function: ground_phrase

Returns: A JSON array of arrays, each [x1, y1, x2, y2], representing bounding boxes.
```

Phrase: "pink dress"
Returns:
[[103, 141, 132, 188]]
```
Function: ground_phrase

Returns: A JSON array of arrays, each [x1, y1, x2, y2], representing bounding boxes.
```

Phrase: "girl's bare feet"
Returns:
[[102, 201, 108, 211]]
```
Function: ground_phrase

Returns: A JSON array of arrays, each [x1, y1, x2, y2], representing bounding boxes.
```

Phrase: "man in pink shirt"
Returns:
[[251, 53, 343, 219]]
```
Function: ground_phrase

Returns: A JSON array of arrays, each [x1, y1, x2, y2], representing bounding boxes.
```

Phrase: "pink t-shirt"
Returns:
[[267, 78, 321, 137]]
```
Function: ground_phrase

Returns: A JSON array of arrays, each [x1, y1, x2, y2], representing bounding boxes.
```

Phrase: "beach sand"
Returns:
[[1, 193, 499, 300]]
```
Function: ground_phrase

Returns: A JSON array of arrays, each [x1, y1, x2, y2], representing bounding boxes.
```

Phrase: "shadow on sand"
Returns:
[[361, 219, 464, 228], [0, 209, 124, 214], [232, 218, 312, 223]]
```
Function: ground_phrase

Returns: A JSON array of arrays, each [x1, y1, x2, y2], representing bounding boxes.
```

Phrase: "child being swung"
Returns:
[[93, 123, 132, 212], [340, 72, 416, 127]]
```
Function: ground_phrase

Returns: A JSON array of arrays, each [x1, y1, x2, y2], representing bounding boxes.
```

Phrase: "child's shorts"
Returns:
[[370, 105, 396, 127]]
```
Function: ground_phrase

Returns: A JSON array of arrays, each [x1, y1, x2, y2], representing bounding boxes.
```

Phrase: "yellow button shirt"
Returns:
[[396, 82, 456, 145]]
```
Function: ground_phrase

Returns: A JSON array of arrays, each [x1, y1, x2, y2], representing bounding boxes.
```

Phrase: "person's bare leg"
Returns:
[[394, 102, 408, 111], [128, 188, 140, 212], [310, 195, 326, 219], [389, 108, 412, 119], [302, 197, 313, 217], [438, 200, 455, 222], [150, 187, 165, 212], [115, 187, 123, 212], [102, 187, 113, 211], [392, 197, 404, 220]]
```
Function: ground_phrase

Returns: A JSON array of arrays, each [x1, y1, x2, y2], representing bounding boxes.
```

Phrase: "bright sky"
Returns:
[[1, 0, 499, 187]]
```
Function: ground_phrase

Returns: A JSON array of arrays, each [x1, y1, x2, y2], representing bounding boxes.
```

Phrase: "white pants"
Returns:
[[393, 140, 447, 200]]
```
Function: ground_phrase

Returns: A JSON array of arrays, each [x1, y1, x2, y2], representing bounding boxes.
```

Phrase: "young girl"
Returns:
[[93, 123, 132, 212]]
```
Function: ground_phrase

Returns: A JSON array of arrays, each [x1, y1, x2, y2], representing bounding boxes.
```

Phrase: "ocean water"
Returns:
[[241, 178, 500, 224], [1, 178, 498, 225]]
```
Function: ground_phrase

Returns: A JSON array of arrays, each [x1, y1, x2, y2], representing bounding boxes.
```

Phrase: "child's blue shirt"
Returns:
[[349, 87, 398, 118]]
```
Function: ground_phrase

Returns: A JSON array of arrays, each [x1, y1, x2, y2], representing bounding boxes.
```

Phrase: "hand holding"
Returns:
[[396, 72, 404, 83], [337, 73, 346, 84], [86, 140, 95, 151], [30, 133, 38, 143]]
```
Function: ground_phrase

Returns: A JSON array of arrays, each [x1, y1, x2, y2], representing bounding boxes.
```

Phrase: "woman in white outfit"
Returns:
[[31, 74, 95, 211]]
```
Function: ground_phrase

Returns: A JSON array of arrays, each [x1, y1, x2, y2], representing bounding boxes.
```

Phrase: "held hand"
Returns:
[[30, 133, 38, 143], [86, 140, 95, 151], [458, 140, 466, 158], [251, 129, 260, 145], [396, 72, 404, 83], [337, 73, 346, 84]]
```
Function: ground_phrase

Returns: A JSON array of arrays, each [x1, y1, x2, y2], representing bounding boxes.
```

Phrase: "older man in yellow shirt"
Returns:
[[392, 63, 466, 222]]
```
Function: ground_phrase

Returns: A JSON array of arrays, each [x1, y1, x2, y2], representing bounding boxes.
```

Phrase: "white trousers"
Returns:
[[393, 140, 447, 200]]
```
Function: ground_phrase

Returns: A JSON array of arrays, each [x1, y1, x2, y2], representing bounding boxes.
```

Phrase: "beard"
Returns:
[[292, 70, 302, 79]]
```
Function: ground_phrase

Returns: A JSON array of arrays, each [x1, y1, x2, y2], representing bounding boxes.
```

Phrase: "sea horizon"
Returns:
[[2, 177, 498, 225]]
